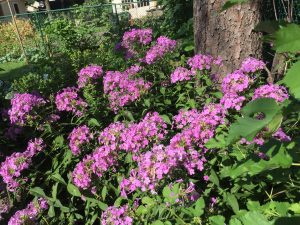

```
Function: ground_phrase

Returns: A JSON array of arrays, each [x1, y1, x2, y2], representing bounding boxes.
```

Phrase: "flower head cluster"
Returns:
[[253, 84, 289, 103], [0, 138, 45, 191], [220, 93, 246, 111], [121, 104, 225, 195], [222, 70, 250, 94], [72, 155, 94, 189], [240, 57, 265, 73], [145, 36, 176, 64], [55, 87, 88, 116], [8, 198, 48, 225], [101, 205, 133, 225], [187, 54, 222, 74], [120, 112, 167, 157], [103, 67, 152, 111], [220, 70, 250, 110], [173, 109, 201, 129], [68, 125, 93, 155], [122, 28, 152, 51], [8, 93, 46, 126], [170, 67, 193, 83], [78, 65, 103, 88]]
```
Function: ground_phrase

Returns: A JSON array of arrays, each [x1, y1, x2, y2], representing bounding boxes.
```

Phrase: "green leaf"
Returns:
[[30, 187, 47, 198], [48, 205, 55, 218], [209, 169, 220, 187], [283, 61, 300, 100], [51, 173, 67, 185], [209, 215, 226, 225], [221, 142, 292, 178], [289, 203, 300, 214], [161, 114, 171, 125], [226, 193, 240, 214], [53, 135, 64, 147], [151, 220, 164, 225], [194, 197, 205, 217], [52, 183, 58, 200], [88, 118, 101, 127], [229, 218, 242, 225], [67, 183, 81, 197], [239, 211, 273, 225], [227, 98, 281, 144], [101, 186, 107, 200], [142, 197, 155, 205], [136, 205, 147, 216], [222, 0, 248, 11], [275, 24, 300, 53]]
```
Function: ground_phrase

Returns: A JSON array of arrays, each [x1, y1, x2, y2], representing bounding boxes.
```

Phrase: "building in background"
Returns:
[[0, 0, 27, 16], [112, 0, 159, 19]]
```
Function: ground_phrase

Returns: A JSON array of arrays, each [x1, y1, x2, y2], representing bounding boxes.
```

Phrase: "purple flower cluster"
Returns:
[[8, 198, 48, 225], [240, 57, 265, 73], [68, 125, 93, 155], [220, 93, 246, 111], [188, 54, 222, 74], [0, 138, 45, 191], [120, 112, 167, 156], [220, 70, 250, 110], [145, 36, 177, 64], [170, 67, 193, 83], [78, 65, 103, 88], [72, 113, 167, 190], [122, 28, 152, 52], [55, 87, 88, 116], [121, 104, 225, 195], [221, 70, 250, 94], [103, 66, 152, 111], [253, 84, 289, 103], [8, 93, 46, 126], [101, 205, 133, 225]]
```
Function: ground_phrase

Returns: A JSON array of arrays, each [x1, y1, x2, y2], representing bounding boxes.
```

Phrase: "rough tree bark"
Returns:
[[194, 0, 263, 76]]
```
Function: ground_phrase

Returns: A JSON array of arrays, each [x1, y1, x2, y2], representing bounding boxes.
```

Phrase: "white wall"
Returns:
[[112, 0, 153, 19], [0, 0, 27, 16]]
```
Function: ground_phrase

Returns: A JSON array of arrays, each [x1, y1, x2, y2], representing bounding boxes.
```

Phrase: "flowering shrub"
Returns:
[[0, 28, 300, 225]]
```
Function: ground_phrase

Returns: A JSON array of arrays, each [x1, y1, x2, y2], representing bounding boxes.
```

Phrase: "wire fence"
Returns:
[[0, 1, 162, 63]]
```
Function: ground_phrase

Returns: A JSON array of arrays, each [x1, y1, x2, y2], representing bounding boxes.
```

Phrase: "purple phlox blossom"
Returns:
[[145, 36, 176, 64], [221, 70, 250, 94], [68, 125, 93, 155], [8, 198, 48, 225], [0, 138, 45, 191], [253, 84, 289, 103], [78, 65, 103, 88], [101, 205, 133, 225], [55, 87, 88, 116], [240, 57, 266, 73], [8, 93, 46, 126]]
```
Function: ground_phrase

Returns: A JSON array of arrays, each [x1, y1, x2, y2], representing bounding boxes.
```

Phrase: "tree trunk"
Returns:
[[194, 0, 263, 76]]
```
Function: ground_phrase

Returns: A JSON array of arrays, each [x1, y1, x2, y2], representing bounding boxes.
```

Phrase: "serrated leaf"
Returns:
[[239, 211, 273, 225], [209, 169, 220, 187], [67, 183, 81, 197], [283, 61, 300, 100], [53, 135, 64, 147], [142, 197, 155, 205], [289, 203, 300, 214], [52, 183, 58, 200], [101, 186, 107, 200], [275, 24, 300, 53], [229, 218, 242, 225]]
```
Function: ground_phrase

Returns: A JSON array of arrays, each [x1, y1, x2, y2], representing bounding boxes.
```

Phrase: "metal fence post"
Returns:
[[6, 0, 28, 63]]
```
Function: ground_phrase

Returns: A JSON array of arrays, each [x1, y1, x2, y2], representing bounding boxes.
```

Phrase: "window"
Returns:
[[122, 0, 149, 8], [0, 4, 4, 16], [13, 3, 20, 14], [137, 0, 149, 8]]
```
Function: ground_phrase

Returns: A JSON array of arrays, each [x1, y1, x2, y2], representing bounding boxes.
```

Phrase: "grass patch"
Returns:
[[0, 61, 33, 81]]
